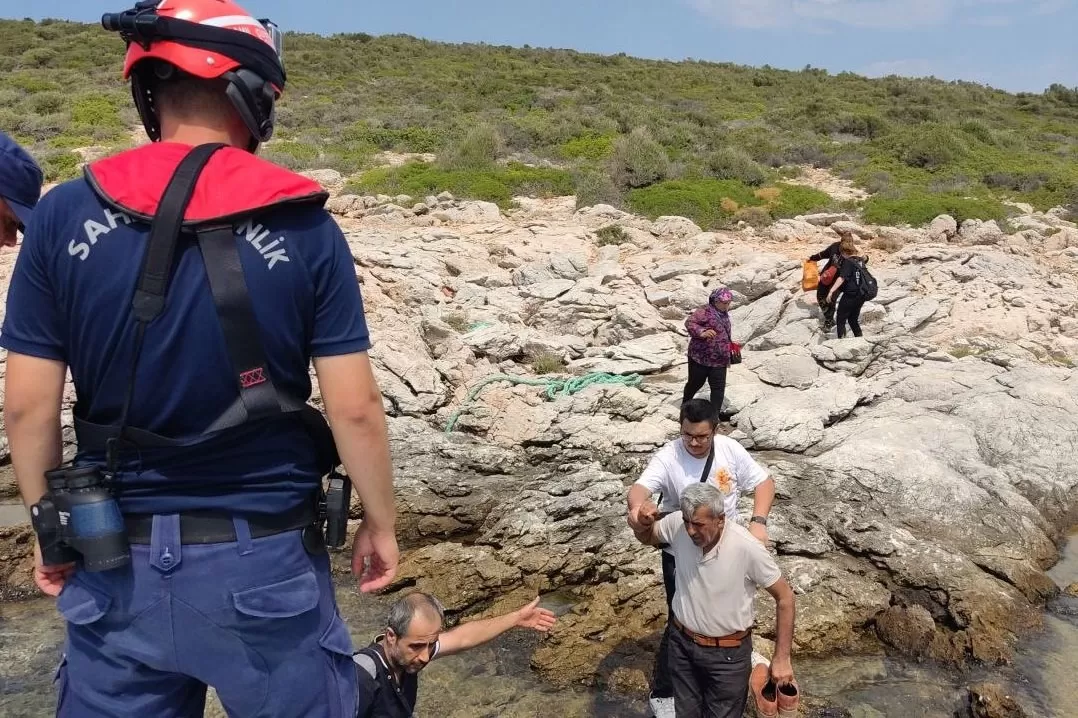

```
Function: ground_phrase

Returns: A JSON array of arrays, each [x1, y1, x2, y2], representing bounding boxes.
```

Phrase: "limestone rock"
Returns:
[[958, 219, 1005, 246], [928, 214, 958, 242], [651, 258, 710, 282], [650, 216, 702, 239]]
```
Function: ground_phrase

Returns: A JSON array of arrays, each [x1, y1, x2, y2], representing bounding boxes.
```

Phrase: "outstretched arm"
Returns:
[[436, 597, 557, 658]]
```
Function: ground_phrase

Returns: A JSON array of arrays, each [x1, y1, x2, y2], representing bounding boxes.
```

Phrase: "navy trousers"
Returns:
[[53, 516, 358, 717]]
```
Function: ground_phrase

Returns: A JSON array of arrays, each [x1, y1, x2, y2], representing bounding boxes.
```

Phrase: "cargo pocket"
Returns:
[[319, 615, 358, 718], [56, 579, 112, 626], [231, 570, 320, 619]]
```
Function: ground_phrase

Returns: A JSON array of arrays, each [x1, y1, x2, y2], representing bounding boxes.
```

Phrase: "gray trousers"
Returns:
[[668, 625, 752, 718]]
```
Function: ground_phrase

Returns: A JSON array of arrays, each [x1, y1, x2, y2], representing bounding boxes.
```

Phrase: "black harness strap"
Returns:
[[106, 143, 226, 471], [77, 142, 337, 474], [197, 225, 288, 429]]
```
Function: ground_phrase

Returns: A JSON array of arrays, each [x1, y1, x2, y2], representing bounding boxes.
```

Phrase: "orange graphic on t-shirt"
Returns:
[[714, 468, 733, 495]]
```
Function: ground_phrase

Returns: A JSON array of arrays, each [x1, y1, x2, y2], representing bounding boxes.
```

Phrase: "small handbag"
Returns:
[[729, 342, 743, 365], [820, 264, 838, 286]]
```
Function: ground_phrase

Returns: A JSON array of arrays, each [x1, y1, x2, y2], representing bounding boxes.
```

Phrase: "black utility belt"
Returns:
[[124, 500, 317, 545]]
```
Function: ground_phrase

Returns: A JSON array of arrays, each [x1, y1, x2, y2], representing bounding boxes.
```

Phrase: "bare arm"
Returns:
[[826, 276, 845, 301], [626, 483, 656, 532], [313, 352, 398, 591], [4, 353, 73, 596], [746, 478, 776, 544], [764, 577, 796, 684], [437, 597, 557, 658], [5, 353, 65, 510]]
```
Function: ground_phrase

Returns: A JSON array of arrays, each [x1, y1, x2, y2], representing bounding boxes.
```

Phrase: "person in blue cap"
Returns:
[[0, 131, 44, 248]]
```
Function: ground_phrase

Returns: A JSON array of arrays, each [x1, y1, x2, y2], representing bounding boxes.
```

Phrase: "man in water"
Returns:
[[354, 592, 557, 717]]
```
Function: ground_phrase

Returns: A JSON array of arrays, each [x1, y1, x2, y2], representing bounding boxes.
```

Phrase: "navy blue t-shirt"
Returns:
[[0, 177, 370, 515]]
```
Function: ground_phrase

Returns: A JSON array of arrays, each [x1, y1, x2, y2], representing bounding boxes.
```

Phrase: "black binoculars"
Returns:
[[31, 465, 131, 573]]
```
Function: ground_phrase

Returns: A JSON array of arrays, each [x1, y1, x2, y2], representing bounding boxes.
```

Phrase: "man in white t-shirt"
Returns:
[[633, 483, 796, 718], [626, 399, 775, 716]]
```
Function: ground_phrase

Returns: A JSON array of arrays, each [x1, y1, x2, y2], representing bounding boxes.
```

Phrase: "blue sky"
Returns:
[[2, 0, 1076, 93]]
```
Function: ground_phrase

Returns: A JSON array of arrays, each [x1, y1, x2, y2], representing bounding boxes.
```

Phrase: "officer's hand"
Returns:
[[33, 542, 75, 597], [352, 522, 399, 594]]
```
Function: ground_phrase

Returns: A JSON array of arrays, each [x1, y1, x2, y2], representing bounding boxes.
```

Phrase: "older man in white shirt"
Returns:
[[626, 398, 775, 716], [633, 483, 796, 718]]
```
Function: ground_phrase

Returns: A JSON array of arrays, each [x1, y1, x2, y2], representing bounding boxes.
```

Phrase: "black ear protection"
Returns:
[[103, 4, 286, 153], [222, 69, 277, 151]]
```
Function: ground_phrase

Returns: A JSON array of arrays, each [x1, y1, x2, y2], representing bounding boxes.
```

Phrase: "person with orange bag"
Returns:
[[807, 233, 848, 329]]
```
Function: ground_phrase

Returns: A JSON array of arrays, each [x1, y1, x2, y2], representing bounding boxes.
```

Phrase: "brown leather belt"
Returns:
[[672, 616, 751, 648]]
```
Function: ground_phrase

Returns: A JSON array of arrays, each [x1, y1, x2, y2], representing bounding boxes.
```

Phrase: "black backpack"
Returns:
[[850, 257, 878, 301]]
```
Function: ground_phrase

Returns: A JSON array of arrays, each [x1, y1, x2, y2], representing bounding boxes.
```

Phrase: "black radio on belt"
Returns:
[[321, 471, 352, 550]]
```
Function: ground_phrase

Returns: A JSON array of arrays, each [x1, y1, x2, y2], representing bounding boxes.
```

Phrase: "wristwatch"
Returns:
[[750, 515, 768, 526]]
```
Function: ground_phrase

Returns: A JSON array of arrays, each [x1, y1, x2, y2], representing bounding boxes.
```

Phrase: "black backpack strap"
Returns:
[[699, 442, 715, 483]]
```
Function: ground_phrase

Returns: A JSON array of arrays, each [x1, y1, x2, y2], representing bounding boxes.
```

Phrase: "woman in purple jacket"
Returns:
[[682, 287, 735, 412]]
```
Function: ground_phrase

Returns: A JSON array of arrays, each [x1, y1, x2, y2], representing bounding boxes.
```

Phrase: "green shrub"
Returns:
[[36, 148, 80, 181], [594, 224, 629, 245], [898, 125, 966, 170], [557, 133, 615, 160], [612, 127, 670, 189], [347, 162, 573, 208], [707, 147, 767, 186], [70, 96, 122, 128], [733, 206, 771, 228], [529, 352, 566, 375], [862, 191, 1008, 226], [439, 124, 504, 171], [343, 124, 445, 153], [768, 184, 833, 218], [573, 167, 623, 209]]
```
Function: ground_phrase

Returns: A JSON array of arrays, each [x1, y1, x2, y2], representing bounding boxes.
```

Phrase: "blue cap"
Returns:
[[0, 131, 44, 229]]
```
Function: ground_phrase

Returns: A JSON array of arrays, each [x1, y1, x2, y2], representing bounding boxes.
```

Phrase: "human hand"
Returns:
[[515, 597, 558, 632], [770, 655, 794, 686], [748, 521, 769, 546], [33, 542, 75, 597], [628, 501, 659, 533], [351, 522, 399, 593], [701, 329, 717, 339]]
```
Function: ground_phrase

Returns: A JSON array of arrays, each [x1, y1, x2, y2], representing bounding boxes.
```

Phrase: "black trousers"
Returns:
[[683, 359, 728, 412], [816, 282, 835, 324], [651, 551, 678, 697], [836, 295, 865, 338], [668, 627, 753, 718]]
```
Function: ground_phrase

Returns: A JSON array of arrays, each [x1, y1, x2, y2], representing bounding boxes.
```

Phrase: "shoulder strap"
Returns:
[[197, 226, 306, 431], [699, 442, 715, 483], [109, 143, 226, 471], [353, 650, 379, 680]]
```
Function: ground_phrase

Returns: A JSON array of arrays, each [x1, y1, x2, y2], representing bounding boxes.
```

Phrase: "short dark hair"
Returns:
[[679, 399, 718, 427], [387, 592, 445, 638]]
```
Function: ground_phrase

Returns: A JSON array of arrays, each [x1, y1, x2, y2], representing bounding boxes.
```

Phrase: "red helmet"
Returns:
[[102, 0, 286, 152]]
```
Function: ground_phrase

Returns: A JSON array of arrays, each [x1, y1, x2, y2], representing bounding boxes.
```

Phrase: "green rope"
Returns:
[[444, 371, 644, 433]]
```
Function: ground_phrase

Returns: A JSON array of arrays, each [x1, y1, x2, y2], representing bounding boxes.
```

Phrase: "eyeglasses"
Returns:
[[681, 431, 713, 445]]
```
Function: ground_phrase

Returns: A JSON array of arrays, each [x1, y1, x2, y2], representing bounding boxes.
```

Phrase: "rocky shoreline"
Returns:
[[2, 175, 1077, 713]]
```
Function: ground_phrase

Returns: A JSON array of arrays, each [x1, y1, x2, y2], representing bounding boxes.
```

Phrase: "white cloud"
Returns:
[[686, 0, 1065, 29]]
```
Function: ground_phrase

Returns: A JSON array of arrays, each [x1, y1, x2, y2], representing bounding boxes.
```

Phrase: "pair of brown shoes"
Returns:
[[749, 662, 800, 717]]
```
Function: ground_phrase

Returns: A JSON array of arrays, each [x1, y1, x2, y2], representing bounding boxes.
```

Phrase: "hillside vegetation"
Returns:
[[5, 18, 1078, 227]]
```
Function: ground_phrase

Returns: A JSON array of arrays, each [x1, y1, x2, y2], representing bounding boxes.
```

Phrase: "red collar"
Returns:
[[85, 142, 328, 224]]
